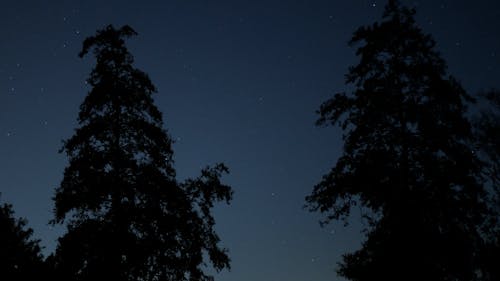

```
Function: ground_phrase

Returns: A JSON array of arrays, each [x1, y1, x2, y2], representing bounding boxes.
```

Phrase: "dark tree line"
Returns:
[[307, 1, 500, 281]]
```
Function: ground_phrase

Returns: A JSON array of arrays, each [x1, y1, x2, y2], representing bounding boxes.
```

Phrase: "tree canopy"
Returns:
[[306, 1, 490, 280], [51, 25, 232, 281], [0, 198, 46, 280]]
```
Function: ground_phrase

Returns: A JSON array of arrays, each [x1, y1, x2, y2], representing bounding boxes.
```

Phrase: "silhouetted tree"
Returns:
[[306, 1, 489, 280], [52, 25, 232, 281], [0, 197, 45, 279]]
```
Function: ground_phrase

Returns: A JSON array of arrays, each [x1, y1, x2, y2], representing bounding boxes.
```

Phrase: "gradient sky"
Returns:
[[1, 1, 500, 281]]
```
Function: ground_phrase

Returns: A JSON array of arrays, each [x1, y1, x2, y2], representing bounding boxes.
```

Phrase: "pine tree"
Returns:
[[306, 1, 488, 280], [52, 25, 232, 281], [0, 198, 45, 279]]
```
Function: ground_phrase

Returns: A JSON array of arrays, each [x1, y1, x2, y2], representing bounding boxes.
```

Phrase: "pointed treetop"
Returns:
[[383, 0, 415, 19], [78, 25, 137, 61]]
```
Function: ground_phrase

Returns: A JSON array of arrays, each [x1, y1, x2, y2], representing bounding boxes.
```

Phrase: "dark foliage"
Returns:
[[306, 1, 489, 280], [475, 90, 500, 187], [52, 25, 232, 281], [0, 198, 46, 280], [473, 90, 500, 281]]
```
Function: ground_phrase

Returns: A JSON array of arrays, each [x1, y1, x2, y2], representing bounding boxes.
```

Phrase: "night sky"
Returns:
[[1, 1, 500, 280]]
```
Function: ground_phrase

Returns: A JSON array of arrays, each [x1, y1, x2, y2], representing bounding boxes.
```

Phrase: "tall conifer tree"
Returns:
[[52, 25, 232, 281], [306, 1, 488, 280]]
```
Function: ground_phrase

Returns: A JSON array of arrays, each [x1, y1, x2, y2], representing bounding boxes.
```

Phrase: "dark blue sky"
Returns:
[[1, 1, 500, 281]]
